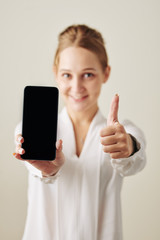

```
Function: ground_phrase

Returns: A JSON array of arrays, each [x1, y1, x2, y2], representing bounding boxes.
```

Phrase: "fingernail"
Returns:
[[115, 93, 119, 97], [13, 153, 16, 156], [18, 148, 24, 154], [18, 136, 23, 142]]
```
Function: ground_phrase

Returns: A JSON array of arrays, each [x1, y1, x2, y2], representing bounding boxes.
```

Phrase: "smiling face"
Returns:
[[55, 47, 110, 115]]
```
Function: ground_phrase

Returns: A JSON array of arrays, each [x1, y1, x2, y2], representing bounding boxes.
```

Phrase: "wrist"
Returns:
[[42, 168, 59, 178], [128, 134, 138, 156]]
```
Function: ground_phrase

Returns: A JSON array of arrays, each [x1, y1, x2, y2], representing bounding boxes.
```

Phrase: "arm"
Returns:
[[110, 120, 146, 177], [100, 95, 146, 177]]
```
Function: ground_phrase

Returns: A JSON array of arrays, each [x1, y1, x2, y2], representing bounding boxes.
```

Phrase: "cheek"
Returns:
[[94, 88, 102, 100], [57, 80, 69, 95], [88, 81, 102, 96]]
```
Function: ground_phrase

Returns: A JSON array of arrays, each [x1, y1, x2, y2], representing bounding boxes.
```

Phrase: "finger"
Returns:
[[107, 94, 119, 126], [16, 134, 24, 144], [102, 143, 121, 153], [13, 152, 23, 160], [100, 125, 116, 137], [100, 135, 117, 145], [15, 143, 21, 150], [16, 145, 25, 155], [55, 140, 65, 166], [18, 148, 25, 155], [56, 139, 63, 151], [110, 152, 122, 159]]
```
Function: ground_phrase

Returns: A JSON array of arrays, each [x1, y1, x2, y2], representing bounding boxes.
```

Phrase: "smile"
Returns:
[[70, 95, 88, 102]]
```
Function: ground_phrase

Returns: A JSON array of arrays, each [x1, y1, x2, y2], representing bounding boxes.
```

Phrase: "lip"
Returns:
[[70, 95, 88, 102]]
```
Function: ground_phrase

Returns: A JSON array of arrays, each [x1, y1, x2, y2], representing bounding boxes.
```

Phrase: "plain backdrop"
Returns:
[[0, 0, 160, 239]]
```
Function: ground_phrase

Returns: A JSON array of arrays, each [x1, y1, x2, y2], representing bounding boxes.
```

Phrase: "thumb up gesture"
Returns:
[[100, 94, 134, 159]]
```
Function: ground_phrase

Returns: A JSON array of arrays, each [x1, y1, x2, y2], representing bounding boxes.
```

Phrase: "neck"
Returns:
[[66, 105, 99, 126]]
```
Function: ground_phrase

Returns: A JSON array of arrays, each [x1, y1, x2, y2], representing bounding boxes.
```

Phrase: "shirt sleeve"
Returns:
[[14, 122, 60, 184], [110, 120, 146, 177], [24, 161, 60, 183]]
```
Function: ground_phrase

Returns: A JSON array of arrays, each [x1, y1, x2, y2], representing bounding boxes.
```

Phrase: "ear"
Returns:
[[103, 65, 111, 83]]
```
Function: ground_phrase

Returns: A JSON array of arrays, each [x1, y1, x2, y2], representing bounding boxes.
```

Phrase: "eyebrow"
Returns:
[[59, 68, 97, 72], [83, 68, 97, 72]]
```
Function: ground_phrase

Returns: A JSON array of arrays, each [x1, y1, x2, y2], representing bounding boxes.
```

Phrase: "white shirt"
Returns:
[[15, 108, 146, 240]]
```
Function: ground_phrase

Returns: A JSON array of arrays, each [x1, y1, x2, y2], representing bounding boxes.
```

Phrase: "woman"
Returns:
[[14, 24, 146, 240]]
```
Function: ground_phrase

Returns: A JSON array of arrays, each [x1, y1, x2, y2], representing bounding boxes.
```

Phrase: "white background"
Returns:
[[0, 0, 160, 239]]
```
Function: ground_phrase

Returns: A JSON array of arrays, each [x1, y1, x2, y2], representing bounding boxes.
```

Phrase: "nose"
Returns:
[[71, 77, 84, 93]]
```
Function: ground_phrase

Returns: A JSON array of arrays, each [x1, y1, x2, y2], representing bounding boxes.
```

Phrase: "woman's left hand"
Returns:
[[100, 95, 134, 159]]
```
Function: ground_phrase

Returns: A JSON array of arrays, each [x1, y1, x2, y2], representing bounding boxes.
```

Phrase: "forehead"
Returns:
[[58, 47, 102, 71]]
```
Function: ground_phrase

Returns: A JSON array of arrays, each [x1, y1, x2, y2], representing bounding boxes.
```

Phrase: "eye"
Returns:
[[84, 73, 94, 78], [62, 73, 71, 79]]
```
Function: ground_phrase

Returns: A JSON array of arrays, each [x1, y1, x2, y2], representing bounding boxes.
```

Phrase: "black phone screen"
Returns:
[[21, 86, 59, 160]]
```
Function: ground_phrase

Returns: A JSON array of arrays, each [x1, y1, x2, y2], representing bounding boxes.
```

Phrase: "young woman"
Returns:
[[14, 24, 146, 240]]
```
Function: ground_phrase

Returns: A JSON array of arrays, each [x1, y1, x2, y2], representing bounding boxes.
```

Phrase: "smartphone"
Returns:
[[21, 86, 59, 160]]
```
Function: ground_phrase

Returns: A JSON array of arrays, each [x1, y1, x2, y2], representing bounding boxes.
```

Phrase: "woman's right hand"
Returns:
[[13, 134, 65, 177]]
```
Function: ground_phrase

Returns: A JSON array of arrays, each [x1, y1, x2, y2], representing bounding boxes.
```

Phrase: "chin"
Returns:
[[68, 102, 97, 113], [70, 105, 86, 112]]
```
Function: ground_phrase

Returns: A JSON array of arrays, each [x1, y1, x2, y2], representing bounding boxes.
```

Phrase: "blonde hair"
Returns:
[[54, 24, 109, 72]]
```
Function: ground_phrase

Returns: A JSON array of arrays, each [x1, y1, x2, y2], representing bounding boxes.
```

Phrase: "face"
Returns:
[[55, 47, 110, 114]]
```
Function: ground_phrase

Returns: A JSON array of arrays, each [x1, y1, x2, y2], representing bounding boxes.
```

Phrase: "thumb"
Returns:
[[56, 139, 63, 151], [54, 139, 65, 166], [107, 94, 119, 126]]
